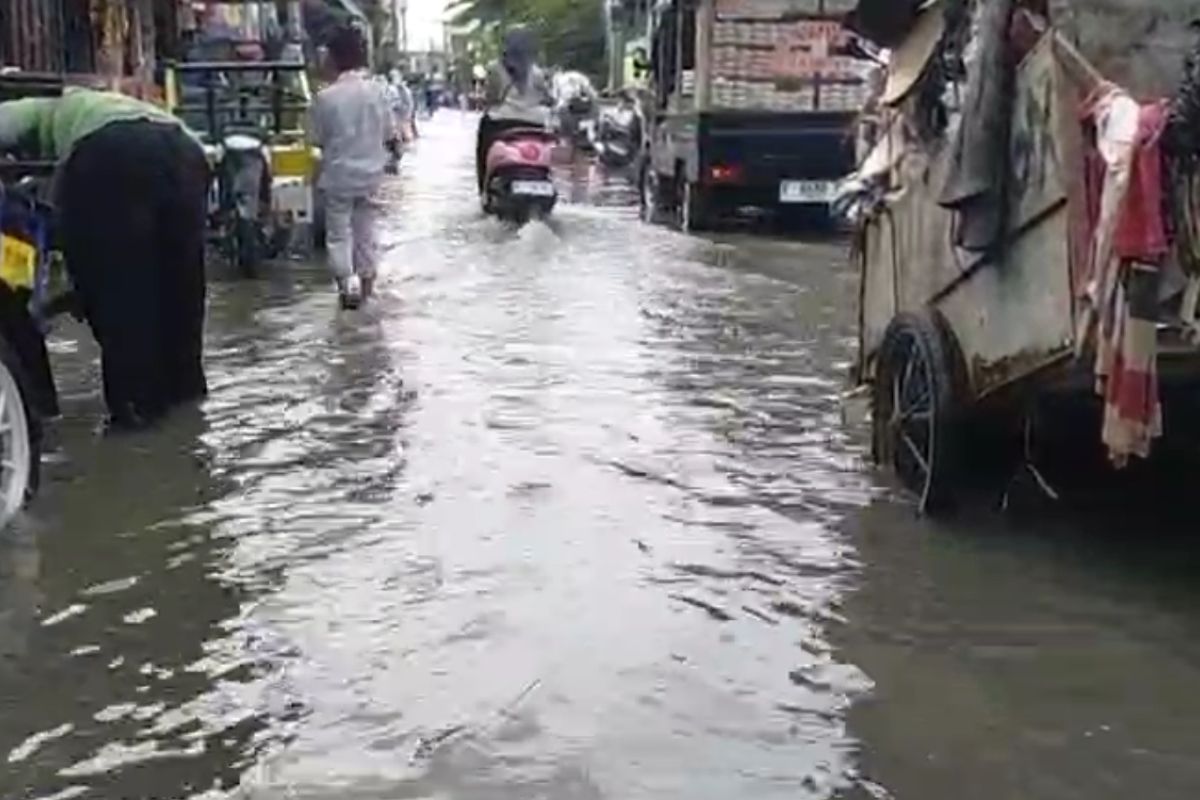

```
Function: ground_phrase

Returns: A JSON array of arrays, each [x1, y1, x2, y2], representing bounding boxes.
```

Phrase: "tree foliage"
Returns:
[[449, 0, 607, 80]]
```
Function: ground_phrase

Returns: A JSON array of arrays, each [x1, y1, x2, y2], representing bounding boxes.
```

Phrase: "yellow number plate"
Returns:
[[0, 235, 36, 290]]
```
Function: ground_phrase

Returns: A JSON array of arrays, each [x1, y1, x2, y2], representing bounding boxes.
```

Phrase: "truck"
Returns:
[[639, 0, 872, 231]]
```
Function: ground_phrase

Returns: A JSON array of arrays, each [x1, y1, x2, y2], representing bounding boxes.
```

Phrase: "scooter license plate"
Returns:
[[0, 235, 36, 290], [511, 180, 555, 197]]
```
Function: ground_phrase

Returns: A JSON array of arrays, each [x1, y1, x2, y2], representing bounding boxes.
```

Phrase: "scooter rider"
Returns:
[[0, 87, 209, 429], [476, 28, 553, 194]]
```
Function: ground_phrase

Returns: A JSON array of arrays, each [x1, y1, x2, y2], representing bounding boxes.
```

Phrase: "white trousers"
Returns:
[[325, 191, 383, 281]]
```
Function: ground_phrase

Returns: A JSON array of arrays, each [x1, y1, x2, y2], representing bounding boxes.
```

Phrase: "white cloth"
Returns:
[[1077, 85, 1140, 356], [310, 71, 396, 196], [325, 190, 383, 281]]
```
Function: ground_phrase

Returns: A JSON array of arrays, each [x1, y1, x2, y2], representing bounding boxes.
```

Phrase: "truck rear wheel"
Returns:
[[677, 180, 711, 233], [872, 312, 963, 514]]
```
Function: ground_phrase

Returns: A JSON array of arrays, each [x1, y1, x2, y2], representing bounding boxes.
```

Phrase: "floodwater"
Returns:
[[2, 112, 1200, 800]]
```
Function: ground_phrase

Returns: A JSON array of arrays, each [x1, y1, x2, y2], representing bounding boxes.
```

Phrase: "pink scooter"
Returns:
[[482, 128, 558, 223]]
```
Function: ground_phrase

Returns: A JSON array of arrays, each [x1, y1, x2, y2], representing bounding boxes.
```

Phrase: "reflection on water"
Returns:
[[840, 500, 1200, 800], [0, 112, 1198, 800]]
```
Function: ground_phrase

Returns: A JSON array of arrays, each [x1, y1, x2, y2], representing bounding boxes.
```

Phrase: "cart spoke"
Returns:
[[900, 353, 916, 404], [910, 375, 931, 409], [901, 430, 930, 476], [902, 359, 929, 405], [889, 376, 903, 425]]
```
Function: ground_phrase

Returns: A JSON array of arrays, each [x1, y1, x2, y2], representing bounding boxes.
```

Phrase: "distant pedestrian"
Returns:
[[388, 69, 416, 144], [310, 26, 400, 309]]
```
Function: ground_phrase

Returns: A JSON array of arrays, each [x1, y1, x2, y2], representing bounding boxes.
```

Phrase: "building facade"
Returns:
[[0, 0, 175, 98]]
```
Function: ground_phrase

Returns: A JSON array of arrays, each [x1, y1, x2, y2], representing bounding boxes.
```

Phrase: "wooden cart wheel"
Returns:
[[873, 312, 962, 514]]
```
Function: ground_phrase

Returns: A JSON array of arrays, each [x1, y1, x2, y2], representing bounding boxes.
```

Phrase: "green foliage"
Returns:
[[449, 0, 607, 79]]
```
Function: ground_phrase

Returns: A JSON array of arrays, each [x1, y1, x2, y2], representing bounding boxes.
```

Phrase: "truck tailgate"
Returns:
[[700, 111, 856, 184]]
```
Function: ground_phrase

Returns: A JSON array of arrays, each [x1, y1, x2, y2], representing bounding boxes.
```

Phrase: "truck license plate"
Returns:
[[0, 235, 36, 290], [779, 180, 834, 204], [511, 180, 555, 197]]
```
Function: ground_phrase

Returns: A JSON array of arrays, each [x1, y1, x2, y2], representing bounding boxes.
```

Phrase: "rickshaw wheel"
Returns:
[[873, 312, 962, 514]]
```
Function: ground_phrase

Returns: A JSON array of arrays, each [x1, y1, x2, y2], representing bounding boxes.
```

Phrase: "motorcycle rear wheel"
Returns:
[[233, 218, 263, 277], [0, 333, 39, 528]]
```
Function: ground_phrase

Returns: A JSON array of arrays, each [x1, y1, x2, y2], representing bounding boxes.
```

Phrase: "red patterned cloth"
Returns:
[[1114, 102, 1170, 262], [1080, 91, 1168, 465]]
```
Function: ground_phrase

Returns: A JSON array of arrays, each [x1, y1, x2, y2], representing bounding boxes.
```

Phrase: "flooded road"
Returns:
[[3, 112, 1200, 799]]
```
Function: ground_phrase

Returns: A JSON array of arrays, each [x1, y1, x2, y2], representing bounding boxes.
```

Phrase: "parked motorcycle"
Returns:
[[553, 71, 599, 153], [482, 128, 558, 223], [593, 99, 642, 169], [562, 95, 597, 153], [209, 132, 286, 275], [0, 171, 65, 527], [167, 57, 318, 277]]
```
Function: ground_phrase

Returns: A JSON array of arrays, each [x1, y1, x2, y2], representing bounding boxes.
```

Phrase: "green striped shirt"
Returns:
[[0, 87, 197, 163]]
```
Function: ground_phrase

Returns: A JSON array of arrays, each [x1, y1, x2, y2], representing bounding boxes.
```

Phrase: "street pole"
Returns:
[[391, 0, 400, 66], [399, 0, 409, 64], [607, 0, 625, 91]]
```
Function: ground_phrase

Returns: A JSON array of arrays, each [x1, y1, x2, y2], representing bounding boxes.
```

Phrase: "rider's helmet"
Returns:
[[501, 27, 538, 86]]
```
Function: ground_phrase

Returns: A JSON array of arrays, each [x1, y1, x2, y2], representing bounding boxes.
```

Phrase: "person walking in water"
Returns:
[[311, 25, 399, 309], [386, 69, 416, 151], [476, 28, 553, 195], [0, 87, 209, 429]]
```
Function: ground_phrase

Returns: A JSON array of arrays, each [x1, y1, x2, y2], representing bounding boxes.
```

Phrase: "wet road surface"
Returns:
[[3, 112, 1200, 799]]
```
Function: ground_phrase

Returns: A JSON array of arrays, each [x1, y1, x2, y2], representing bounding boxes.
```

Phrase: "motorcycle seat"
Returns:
[[493, 127, 556, 143]]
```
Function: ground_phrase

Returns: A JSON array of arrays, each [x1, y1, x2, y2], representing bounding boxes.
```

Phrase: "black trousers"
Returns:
[[60, 121, 210, 427], [476, 116, 531, 193]]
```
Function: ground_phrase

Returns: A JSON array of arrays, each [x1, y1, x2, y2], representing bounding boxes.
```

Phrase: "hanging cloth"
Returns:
[[1079, 87, 1169, 466]]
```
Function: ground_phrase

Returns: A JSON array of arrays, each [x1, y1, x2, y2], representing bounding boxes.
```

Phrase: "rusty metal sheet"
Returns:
[[1008, 35, 1068, 235], [937, 207, 1075, 398], [0, 0, 67, 72], [858, 29, 1078, 399]]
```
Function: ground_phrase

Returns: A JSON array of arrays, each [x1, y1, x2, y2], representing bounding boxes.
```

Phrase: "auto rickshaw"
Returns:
[[164, 0, 320, 275]]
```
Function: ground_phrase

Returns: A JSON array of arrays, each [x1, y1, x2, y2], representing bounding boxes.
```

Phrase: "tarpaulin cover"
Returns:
[[1049, 0, 1200, 97], [844, 0, 923, 48]]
